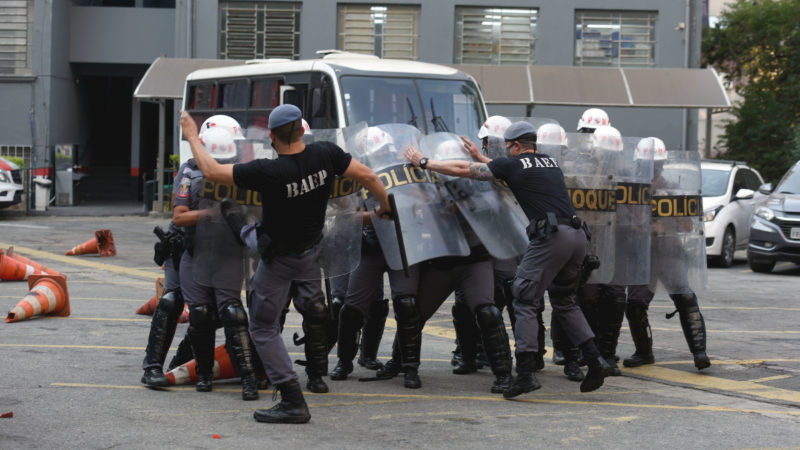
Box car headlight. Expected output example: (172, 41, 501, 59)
(755, 206, 775, 221)
(703, 205, 723, 222)
(0, 169, 12, 184)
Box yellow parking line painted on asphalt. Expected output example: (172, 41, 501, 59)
(748, 375, 793, 383)
(0, 242, 159, 280)
(49, 382, 800, 416)
(0, 295, 143, 303)
(625, 365, 800, 404)
(2, 343, 148, 350)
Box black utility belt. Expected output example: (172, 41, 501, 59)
(527, 213, 582, 241)
(272, 233, 323, 256)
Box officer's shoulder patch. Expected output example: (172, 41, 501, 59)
(177, 177, 191, 198)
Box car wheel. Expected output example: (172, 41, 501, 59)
(719, 227, 736, 268)
(748, 257, 775, 273)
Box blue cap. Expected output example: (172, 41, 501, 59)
(268, 104, 302, 129)
(504, 121, 537, 141)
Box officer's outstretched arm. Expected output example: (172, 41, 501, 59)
(172, 205, 207, 227)
(180, 111, 235, 185)
(404, 147, 495, 181)
(343, 159, 391, 217)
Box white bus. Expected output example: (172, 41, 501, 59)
(181, 51, 488, 161)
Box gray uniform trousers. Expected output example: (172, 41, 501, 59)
(248, 246, 325, 386)
(344, 248, 419, 318)
(179, 251, 242, 312)
(163, 255, 180, 292)
(511, 224, 594, 353)
(419, 259, 494, 322)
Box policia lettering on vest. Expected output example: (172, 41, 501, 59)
(404, 121, 614, 398)
(180, 105, 391, 425)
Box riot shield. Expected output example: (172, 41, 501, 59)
(610, 137, 653, 285)
(303, 125, 365, 280)
(561, 132, 621, 284)
(353, 123, 470, 270)
(649, 150, 707, 294)
(486, 117, 560, 160)
(420, 132, 529, 259)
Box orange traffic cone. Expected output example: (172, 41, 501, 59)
(6, 274, 70, 323)
(136, 278, 164, 315)
(65, 229, 116, 257)
(165, 344, 236, 385)
(0, 253, 40, 281)
(5, 247, 61, 276)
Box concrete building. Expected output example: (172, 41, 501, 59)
(0, 0, 714, 208)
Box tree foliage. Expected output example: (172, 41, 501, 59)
(702, 0, 800, 182)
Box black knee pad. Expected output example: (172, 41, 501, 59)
(156, 289, 184, 317)
(670, 293, 699, 311)
(369, 298, 389, 319)
(393, 296, 419, 321)
(188, 304, 216, 332)
(339, 303, 364, 325)
(304, 298, 328, 324)
(220, 303, 248, 328)
(451, 300, 472, 323)
(475, 303, 503, 328)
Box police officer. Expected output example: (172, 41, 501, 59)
(180, 104, 391, 424)
(405, 121, 612, 396)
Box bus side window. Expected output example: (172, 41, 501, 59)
(311, 76, 337, 129)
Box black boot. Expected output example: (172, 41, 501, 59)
(375, 339, 404, 378)
(671, 293, 711, 370)
(220, 197, 247, 245)
(221, 304, 259, 401)
(551, 318, 566, 365)
(358, 299, 388, 370)
(563, 348, 584, 382)
(476, 305, 514, 394)
(253, 380, 311, 424)
(623, 303, 655, 368)
(503, 352, 541, 399)
(597, 286, 626, 376)
(393, 296, 422, 388)
(579, 340, 612, 393)
(167, 332, 194, 371)
(188, 305, 217, 392)
(142, 290, 184, 387)
(302, 300, 330, 393)
(330, 305, 363, 381)
(326, 296, 343, 353)
(534, 307, 546, 371)
(452, 301, 478, 375)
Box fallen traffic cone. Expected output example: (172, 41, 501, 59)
(165, 344, 236, 385)
(6, 274, 70, 323)
(5, 247, 61, 276)
(65, 229, 116, 257)
(0, 253, 39, 281)
(136, 278, 164, 315)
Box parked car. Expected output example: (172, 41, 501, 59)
(0, 156, 24, 209)
(747, 160, 800, 273)
(701, 160, 765, 267)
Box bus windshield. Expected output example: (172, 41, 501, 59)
(339, 75, 484, 137)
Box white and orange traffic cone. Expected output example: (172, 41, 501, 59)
(5, 247, 61, 276)
(6, 274, 70, 323)
(165, 344, 236, 385)
(65, 229, 116, 257)
(0, 253, 40, 281)
(136, 277, 189, 322)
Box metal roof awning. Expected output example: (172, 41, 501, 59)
(133, 57, 244, 100)
(450, 64, 731, 109)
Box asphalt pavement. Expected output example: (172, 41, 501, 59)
(0, 211, 798, 449)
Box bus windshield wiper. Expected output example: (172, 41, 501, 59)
(406, 98, 418, 128)
(430, 98, 449, 132)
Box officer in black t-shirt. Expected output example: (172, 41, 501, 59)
(405, 121, 612, 397)
(180, 105, 391, 424)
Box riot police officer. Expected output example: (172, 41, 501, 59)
(406, 121, 613, 397)
(180, 105, 391, 424)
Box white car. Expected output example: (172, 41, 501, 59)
(701, 160, 765, 267)
(0, 156, 24, 209)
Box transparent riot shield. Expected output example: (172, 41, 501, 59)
(353, 123, 470, 270)
(562, 132, 621, 284)
(304, 125, 365, 279)
(420, 132, 529, 259)
(649, 150, 707, 294)
(610, 137, 653, 285)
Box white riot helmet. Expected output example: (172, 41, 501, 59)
(199, 115, 245, 140)
(436, 138, 466, 161)
(361, 126, 394, 155)
(591, 125, 623, 152)
(635, 137, 667, 161)
(200, 127, 238, 160)
(301, 119, 312, 135)
(536, 123, 568, 146)
(477, 115, 512, 139)
(577, 108, 610, 132)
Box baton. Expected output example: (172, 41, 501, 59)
(387, 193, 409, 277)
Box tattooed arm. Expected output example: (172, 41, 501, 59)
(404, 147, 495, 181)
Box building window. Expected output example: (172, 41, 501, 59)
(454, 7, 537, 65)
(574, 10, 656, 67)
(337, 4, 419, 60)
(0, 0, 33, 76)
(219, 1, 301, 60)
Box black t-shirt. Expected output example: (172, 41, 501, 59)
(233, 141, 352, 245)
(487, 152, 575, 222)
